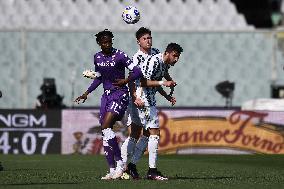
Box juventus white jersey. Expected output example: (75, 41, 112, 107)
(131, 48, 160, 106)
(138, 53, 170, 106)
(132, 48, 160, 67)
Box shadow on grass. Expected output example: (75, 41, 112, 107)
(170, 175, 235, 180)
(1, 182, 79, 186)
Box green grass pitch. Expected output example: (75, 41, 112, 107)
(0, 155, 284, 189)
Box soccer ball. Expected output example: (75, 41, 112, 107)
(122, 6, 140, 24)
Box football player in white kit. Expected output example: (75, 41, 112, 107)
(138, 42, 182, 180)
(120, 27, 178, 180)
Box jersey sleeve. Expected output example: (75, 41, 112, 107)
(152, 48, 160, 55)
(120, 52, 136, 71)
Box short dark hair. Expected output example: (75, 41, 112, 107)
(95, 29, 114, 44)
(165, 43, 183, 54)
(136, 27, 151, 40)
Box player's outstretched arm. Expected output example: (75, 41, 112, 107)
(140, 78, 176, 88)
(74, 91, 89, 104)
(113, 66, 143, 87)
(75, 76, 102, 104)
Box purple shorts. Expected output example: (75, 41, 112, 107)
(99, 89, 129, 125)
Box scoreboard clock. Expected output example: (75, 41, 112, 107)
(0, 110, 61, 154)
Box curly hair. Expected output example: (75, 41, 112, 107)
(95, 29, 114, 44)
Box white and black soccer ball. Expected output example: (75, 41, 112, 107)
(122, 6, 140, 24)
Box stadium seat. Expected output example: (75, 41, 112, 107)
(0, 0, 252, 31)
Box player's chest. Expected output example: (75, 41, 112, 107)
(152, 63, 167, 79)
(96, 57, 122, 71)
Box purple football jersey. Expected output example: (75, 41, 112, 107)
(94, 48, 133, 90)
(87, 48, 139, 124)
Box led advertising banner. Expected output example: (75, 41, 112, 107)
(0, 110, 61, 154)
(2, 109, 283, 155)
(157, 109, 284, 154)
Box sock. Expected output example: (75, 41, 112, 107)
(110, 167, 115, 174)
(148, 135, 159, 169)
(131, 135, 149, 165)
(121, 137, 138, 165)
(103, 145, 115, 169)
(102, 128, 122, 168)
(121, 137, 129, 164)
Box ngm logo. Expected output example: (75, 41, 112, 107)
(0, 114, 46, 127)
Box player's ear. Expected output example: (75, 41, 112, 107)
(137, 40, 140, 45)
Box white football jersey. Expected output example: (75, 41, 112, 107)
(132, 48, 160, 67)
(131, 48, 160, 106)
(138, 53, 170, 106)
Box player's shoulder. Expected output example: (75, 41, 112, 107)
(94, 51, 102, 59)
(149, 52, 162, 62)
(151, 48, 160, 55)
(132, 50, 140, 59)
(115, 48, 127, 56)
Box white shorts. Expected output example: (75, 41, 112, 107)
(127, 101, 159, 130)
(138, 106, 159, 130)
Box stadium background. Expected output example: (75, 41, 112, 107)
(1, 0, 284, 108)
(0, 0, 284, 189)
(0, 0, 284, 188)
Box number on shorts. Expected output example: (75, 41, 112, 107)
(110, 102, 119, 114)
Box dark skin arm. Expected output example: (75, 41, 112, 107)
(128, 80, 144, 107)
(74, 91, 90, 104)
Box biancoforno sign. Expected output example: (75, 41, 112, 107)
(158, 110, 284, 154)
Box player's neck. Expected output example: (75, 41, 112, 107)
(102, 48, 113, 57)
(140, 47, 151, 55)
(162, 53, 167, 63)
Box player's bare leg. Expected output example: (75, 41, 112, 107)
(147, 128, 168, 180)
(101, 112, 124, 180)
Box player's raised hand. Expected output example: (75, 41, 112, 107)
(113, 79, 128, 87)
(163, 81, 177, 87)
(74, 93, 88, 104)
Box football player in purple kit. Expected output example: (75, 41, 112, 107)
(74, 29, 143, 180)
